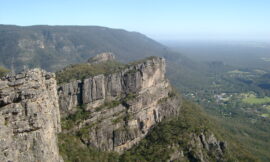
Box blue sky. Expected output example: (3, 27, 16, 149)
(0, 0, 269, 40)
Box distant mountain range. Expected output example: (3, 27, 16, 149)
(0, 25, 169, 70)
(0, 25, 209, 89)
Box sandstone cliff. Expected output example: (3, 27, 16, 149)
(0, 55, 231, 162)
(0, 69, 62, 162)
(58, 56, 168, 114)
(58, 56, 181, 152)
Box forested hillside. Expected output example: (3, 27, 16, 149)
(0, 25, 209, 89)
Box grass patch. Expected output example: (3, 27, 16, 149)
(261, 113, 270, 118)
(242, 96, 270, 104)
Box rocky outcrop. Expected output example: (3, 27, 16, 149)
(0, 69, 62, 162)
(169, 132, 227, 162)
(58, 56, 181, 152)
(87, 52, 116, 64)
(58, 56, 168, 115)
(79, 83, 180, 153)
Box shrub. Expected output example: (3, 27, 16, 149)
(0, 66, 9, 77)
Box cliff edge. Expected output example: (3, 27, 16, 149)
(0, 69, 62, 162)
(58, 56, 180, 152)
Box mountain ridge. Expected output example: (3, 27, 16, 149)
(0, 24, 209, 90)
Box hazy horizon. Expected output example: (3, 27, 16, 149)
(1, 0, 270, 41)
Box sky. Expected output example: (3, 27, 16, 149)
(0, 0, 270, 41)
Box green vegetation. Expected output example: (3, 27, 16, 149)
(121, 100, 256, 162)
(61, 105, 91, 130)
(0, 66, 9, 77)
(56, 56, 162, 84)
(242, 96, 270, 104)
(56, 61, 125, 84)
(0, 25, 179, 72)
(127, 56, 157, 66)
(62, 99, 123, 130)
(111, 115, 125, 124)
(121, 93, 137, 103)
(261, 113, 269, 118)
(181, 65, 270, 161)
(95, 100, 121, 111)
(58, 134, 119, 162)
(59, 99, 256, 162)
(213, 114, 270, 161)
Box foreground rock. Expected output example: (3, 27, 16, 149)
(0, 69, 62, 162)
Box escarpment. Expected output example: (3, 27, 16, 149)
(0, 54, 231, 162)
(0, 69, 62, 162)
(58, 56, 181, 152)
(58, 56, 168, 114)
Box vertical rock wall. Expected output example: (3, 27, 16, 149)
(58, 57, 181, 152)
(58, 57, 167, 114)
(0, 69, 62, 162)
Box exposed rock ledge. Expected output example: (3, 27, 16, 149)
(0, 69, 62, 162)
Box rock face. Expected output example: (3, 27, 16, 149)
(0, 55, 229, 162)
(87, 52, 116, 64)
(0, 69, 62, 162)
(58, 56, 168, 115)
(169, 132, 227, 162)
(58, 57, 181, 152)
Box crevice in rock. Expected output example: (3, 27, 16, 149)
(78, 81, 84, 105)
(13, 127, 41, 134)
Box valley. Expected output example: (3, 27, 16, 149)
(165, 41, 270, 161)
